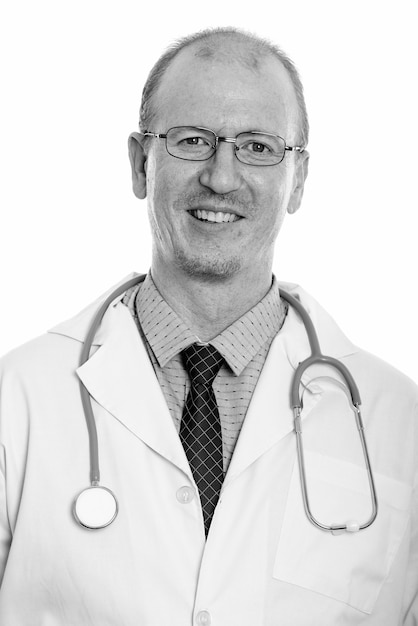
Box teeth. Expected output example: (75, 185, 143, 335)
(191, 209, 239, 223)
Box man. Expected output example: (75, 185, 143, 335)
(0, 27, 417, 625)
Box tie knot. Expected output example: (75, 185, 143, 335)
(183, 343, 224, 387)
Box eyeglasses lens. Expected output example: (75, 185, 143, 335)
(235, 133, 285, 165)
(166, 127, 216, 161)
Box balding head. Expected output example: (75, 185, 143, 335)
(192, 31, 273, 71)
(139, 27, 309, 147)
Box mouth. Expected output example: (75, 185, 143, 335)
(188, 209, 242, 223)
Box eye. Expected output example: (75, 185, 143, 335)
(248, 141, 271, 153)
(183, 136, 207, 146)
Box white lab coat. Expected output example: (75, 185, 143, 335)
(0, 274, 417, 626)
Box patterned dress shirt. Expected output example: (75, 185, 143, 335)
(122, 273, 288, 474)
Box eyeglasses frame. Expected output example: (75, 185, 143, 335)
(140, 126, 305, 166)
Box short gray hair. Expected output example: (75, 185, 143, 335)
(139, 27, 309, 147)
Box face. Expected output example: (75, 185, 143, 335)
(130, 45, 308, 282)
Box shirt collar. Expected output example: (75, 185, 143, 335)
(211, 278, 287, 375)
(127, 273, 287, 375)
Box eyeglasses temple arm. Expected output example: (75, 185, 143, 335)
(140, 132, 168, 139)
(285, 146, 305, 153)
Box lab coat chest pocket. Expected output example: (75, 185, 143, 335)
(273, 451, 411, 614)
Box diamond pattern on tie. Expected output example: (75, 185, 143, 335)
(180, 343, 224, 537)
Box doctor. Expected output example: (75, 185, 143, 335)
(0, 27, 417, 625)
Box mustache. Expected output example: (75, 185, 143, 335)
(174, 191, 251, 213)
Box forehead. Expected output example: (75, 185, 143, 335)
(153, 42, 299, 136)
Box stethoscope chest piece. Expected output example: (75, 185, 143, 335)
(73, 485, 118, 530)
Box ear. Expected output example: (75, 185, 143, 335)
(128, 132, 147, 199)
(287, 151, 309, 215)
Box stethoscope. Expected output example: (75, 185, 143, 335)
(73, 275, 378, 533)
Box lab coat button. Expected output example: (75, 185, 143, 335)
(196, 610, 211, 625)
(176, 486, 195, 504)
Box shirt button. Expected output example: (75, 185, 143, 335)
(196, 610, 211, 625)
(176, 486, 196, 504)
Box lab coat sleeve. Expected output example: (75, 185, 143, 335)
(402, 400, 418, 625)
(0, 355, 22, 586)
(0, 442, 11, 586)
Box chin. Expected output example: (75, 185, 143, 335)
(175, 250, 241, 282)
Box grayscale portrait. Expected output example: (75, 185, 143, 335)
(0, 4, 417, 625)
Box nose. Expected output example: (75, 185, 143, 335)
(199, 141, 242, 195)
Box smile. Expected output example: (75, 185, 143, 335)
(189, 209, 241, 223)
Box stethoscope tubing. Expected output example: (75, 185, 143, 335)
(280, 289, 378, 533)
(79, 274, 146, 484)
(76, 276, 378, 533)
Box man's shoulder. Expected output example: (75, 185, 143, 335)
(0, 329, 80, 383)
(279, 280, 418, 403)
(48, 272, 145, 343)
(0, 272, 145, 377)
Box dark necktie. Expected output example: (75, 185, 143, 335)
(180, 343, 224, 537)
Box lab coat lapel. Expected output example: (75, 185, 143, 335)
(223, 305, 322, 488)
(75, 301, 192, 478)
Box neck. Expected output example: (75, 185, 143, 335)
(150, 260, 273, 342)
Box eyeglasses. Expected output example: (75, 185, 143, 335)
(141, 126, 305, 167)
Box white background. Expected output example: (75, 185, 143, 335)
(1, 0, 417, 381)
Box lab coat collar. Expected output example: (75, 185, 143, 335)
(49, 273, 194, 477)
(47, 274, 358, 481)
(277, 280, 358, 369)
(48, 274, 356, 364)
